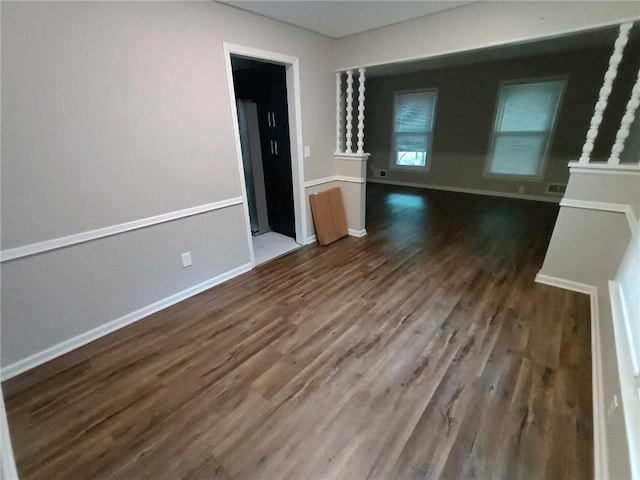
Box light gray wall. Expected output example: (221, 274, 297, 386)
(365, 47, 617, 198)
(564, 172, 640, 217)
(1, 1, 335, 368)
(1, 1, 335, 249)
(1, 207, 250, 366)
(335, 1, 640, 71)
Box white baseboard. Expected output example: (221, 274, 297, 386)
(535, 272, 606, 480)
(0, 262, 253, 381)
(348, 228, 367, 238)
(368, 178, 561, 203)
(534, 273, 596, 295)
(305, 229, 365, 245)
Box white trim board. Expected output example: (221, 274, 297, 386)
(304, 229, 366, 245)
(609, 280, 640, 480)
(0, 263, 253, 381)
(304, 176, 335, 188)
(304, 175, 365, 188)
(348, 228, 367, 238)
(535, 273, 607, 480)
(368, 178, 560, 203)
(560, 198, 638, 234)
(0, 198, 244, 263)
(333, 153, 370, 161)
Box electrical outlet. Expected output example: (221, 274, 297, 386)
(304, 146, 311, 158)
(181, 252, 192, 268)
(518, 185, 525, 194)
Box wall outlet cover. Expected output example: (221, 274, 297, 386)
(181, 252, 192, 268)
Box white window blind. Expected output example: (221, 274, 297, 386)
(392, 90, 437, 168)
(487, 79, 565, 177)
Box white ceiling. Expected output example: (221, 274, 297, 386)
(220, 1, 477, 38)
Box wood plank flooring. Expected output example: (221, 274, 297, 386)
(3, 184, 593, 480)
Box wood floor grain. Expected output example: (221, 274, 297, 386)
(3, 183, 593, 480)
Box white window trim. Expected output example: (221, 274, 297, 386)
(389, 88, 438, 172)
(483, 75, 568, 182)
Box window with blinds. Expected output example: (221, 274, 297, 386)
(391, 90, 437, 169)
(486, 79, 565, 178)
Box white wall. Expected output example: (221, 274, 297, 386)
(335, 1, 640, 70)
(1, 1, 335, 372)
(611, 228, 640, 480)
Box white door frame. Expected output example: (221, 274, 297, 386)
(223, 43, 307, 267)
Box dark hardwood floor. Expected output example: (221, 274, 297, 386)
(3, 183, 593, 480)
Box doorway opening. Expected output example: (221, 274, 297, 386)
(225, 45, 306, 266)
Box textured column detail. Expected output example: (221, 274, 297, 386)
(357, 68, 366, 155)
(579, 22, 632, 164)
(336, 71, 343, 153)
(609, 67, 640, 164)
(345, 70, 354, 154)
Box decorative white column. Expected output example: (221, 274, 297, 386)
(345, 70, 354, 154)
(357, 68, 366, 154)
(336, 72, 343, 154)
(609, 67, 640, 165)
(333, 70, 369, 242)
(579, 22, 632, 164)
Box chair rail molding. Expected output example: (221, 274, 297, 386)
(0, 197, 244, 263)
(559, 198, 638, 233)
(304, 175, 365, 188)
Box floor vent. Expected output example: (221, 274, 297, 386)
(373, 169, 387, 178)
(547, 183, 567, 195)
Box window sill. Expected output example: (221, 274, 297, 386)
(389, 164, 431, 173)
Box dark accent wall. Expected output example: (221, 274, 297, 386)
(364, 42, 640, 198)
